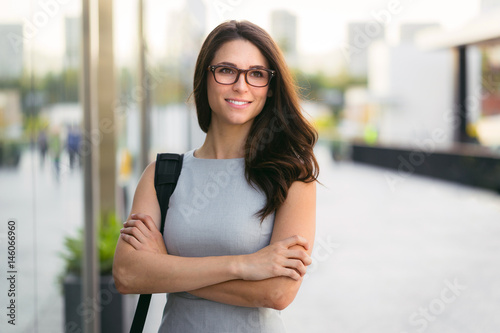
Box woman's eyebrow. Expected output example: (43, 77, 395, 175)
(249, 65, 267, 69)
(216, 61, 237, 67)
(215, 62, 268, 69)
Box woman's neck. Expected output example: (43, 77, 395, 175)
(196, 122, 252, 159)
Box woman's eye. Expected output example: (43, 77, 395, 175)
(219, 67, 235, 74)
(250, 70, 264, 78)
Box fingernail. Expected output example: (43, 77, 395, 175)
(131, 213, 137, 218)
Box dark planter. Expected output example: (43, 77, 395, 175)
(351, 143, 500, 193)
(63, 274, 123, 333)
(0, 141, 21, 167)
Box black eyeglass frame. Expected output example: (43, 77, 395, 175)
(207, 65, 276, 87)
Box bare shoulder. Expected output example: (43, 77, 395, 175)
(277, 180, 316, 215)
(129, 161, 161, 228)
(271, 180, 317, 251)
(134, 161, 156, 197)
(142, 160, 156, 180)
(285, 180, 316, 203)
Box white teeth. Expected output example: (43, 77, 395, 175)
(227, 99, 249, 106)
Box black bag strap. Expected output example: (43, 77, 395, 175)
(129, 294, 151, 333)
(129, 153, 183, 333)
(154, 153, 184, 234)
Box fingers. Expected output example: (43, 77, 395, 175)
(123, 219, 149, 237)
(130, 213, 158, 232)
(269, 247, 310, 280)
(286, 249, 312, 266)
(121, 213, 167, 255)
(279, 262, 303, 281)
(120, 232, 143, 250)
(284, 258, 308, 276)
(278, 244, 311, 280)
(120, 223, 147, 244)
(281, 235, 309, 251)
(123, 213, 160, 238)
(120, 225, 165, 254)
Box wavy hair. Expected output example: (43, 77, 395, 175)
(193, 20, 319, 221)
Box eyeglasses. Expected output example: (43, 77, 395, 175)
(207, 65, 276, 88)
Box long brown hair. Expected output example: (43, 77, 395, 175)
(193, 20, 319, 221)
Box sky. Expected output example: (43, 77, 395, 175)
(144, 0, 482, 55)
(0, 0, 483, 73)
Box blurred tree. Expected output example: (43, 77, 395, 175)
(41, 69, 79, 104)
(152, 65, 187, 105)
(292, 68, 366, 100)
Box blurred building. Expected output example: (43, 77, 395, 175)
(367, 23, 454, 147)
(416, 7, 500, 147)
(0, 90, 22, 139)
(345, 22, 386, 78)
(166, 0, 206, 60)
(481, 0, 500, 12)
(166, 0, 206, 79)
(0, 24, 24, 79)
(349, 12, 500, 193)
(64, 17, 81, 69)
(398, 23, 440, 44)
(152, 0, 207, 154)
(270, 10, 298, 66)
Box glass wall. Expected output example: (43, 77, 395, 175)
(145, 0, 206, 157)
(114, 0, 140, 221)
(0, 1, 84, 332)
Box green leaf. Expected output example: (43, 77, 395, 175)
(59, 212, 122, 277)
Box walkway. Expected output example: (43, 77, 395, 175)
(282, 145, 500, 333)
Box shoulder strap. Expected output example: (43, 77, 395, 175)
(129, 153, 183, 333)
(129, 294, 151, 333)
(154, 153, 184, 233)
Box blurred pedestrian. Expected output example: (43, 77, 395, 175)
(37, 128, 48, 167)
(49, 127, 62, 181)
(66, 125, 81, 169)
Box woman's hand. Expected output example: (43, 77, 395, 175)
(237, 235, 312, 281)
(120, 213, 167, 254)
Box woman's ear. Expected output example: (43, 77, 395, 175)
(267, 89, 273, 98)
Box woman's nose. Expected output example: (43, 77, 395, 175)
(232, 72, 249, 91)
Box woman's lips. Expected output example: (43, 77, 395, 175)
(226, 99, 252, 108)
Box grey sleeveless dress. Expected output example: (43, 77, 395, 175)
(159, 149, 287, 333)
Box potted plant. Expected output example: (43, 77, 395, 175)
(60, 213, 124, 333)
(0, 139, 22, 167)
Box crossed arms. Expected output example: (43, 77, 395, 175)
(112, 161, 316, 310)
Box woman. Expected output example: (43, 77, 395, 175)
(113, 20, 319, 332)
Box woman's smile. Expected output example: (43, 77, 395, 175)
(225, 98, 252, 108)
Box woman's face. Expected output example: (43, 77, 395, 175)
(207, 39, 272, 131)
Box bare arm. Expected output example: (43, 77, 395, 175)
(188, 181, 317, 310)
(112, 162, 310, 295)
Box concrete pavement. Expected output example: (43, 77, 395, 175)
(282, 145, 500, 333)
(0, 148, 83, 333)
